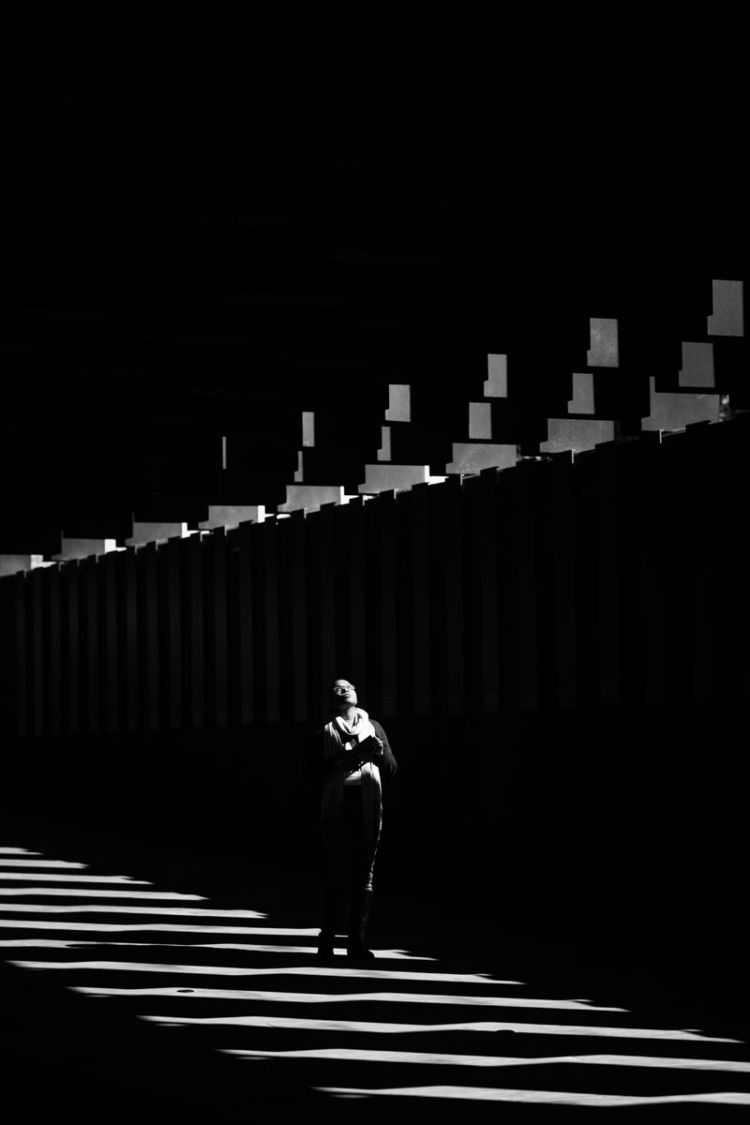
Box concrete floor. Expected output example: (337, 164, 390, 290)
(2, 813, 749, 1122)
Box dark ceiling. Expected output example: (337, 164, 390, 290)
(0, 8, 747, 551)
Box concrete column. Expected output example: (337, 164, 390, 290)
(46, 563, 63, 736)
(101, 552, 119, 735)
(548, 457, 577, 709)
(316, 503, 337, 700)
(343, 498, 367, 700)
(164, 537, 183, 730)
(408, 484, 430, 718)
(286, 509, 309, 725)
(141, 543, 160, 732)
(636, 436, 667, 705)
(62, 561, 81, 735)
(375, 490, 397, 719)
(122, 547, 139, 733)
(185, 534, 205, 729)
(81, 556, 100, 735)
(477, 468, 500, 713)
(208, 528, 229, 727)
(513, 463, 539, 711)
(441, 475, 464, 715)
(14, 573, 28, 737)
(593, 446, 621, 706)
(235, 523, 255, 727)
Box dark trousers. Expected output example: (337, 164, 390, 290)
(319, 785, 380, 942)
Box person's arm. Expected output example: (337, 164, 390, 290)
(319, 732, 377, 780)
(372, 722, 398, 776)
(340, 735, 381, 775)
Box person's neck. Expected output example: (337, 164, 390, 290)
(337, 705, 359, 724)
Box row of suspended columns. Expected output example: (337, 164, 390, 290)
(2, 413, 749, 738)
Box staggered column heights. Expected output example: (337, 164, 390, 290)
(2, 405, 750, 736)
(0, 278, 747, 733)
(1, 278, 744, 575)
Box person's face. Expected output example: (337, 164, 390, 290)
(332, 679, 357, 707)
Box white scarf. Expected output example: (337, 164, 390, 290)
(334, 707, 375, 748)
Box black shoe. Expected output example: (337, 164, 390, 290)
(346, 937, 375, 962)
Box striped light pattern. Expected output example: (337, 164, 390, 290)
(3, 844, 748, 1109)
(227, 1047, 750, 1074)
(318, 1087, 750, 1106)
(67, 984, 625, 1012)
(141, 1014, 740, 1042)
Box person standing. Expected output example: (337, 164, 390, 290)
(315, 678, 398, 961)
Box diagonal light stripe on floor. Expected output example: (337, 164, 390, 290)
(0, 874, 153, 884)
(67, 984, 625, 1011)
(0, 905, 268, 918)
(317, 1086, 750, 1106)
(0, 859, 88, 868)
(0, 943, 487, 977)
(226, 1046, 750, 1073)
(0, 889, 206, 900)
(141, 1013, 742, 1042)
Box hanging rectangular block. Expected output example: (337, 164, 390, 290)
(385, 384, 411, 422)
(468, 401, 492, 440)
(199, 506, 264, 530)
(0, 556, 34, 577)
(678, 342, 715, 388)
(359, 464, 430, 493)
(540, 418, 615, 454)
(568, 372, 595, 415)
(446, 443, 518, 475)
(587, 318, 619, 367)
(127, 521, 190, 546)
(279, 484, 346, 513)
(484, 354, 508, 398)
(377, 425, 391, 462)
(294, 450, 304, 483)
(642, 378, 720, 431)
(302, 411, 315, 447)
(707, 279, 744, 337)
